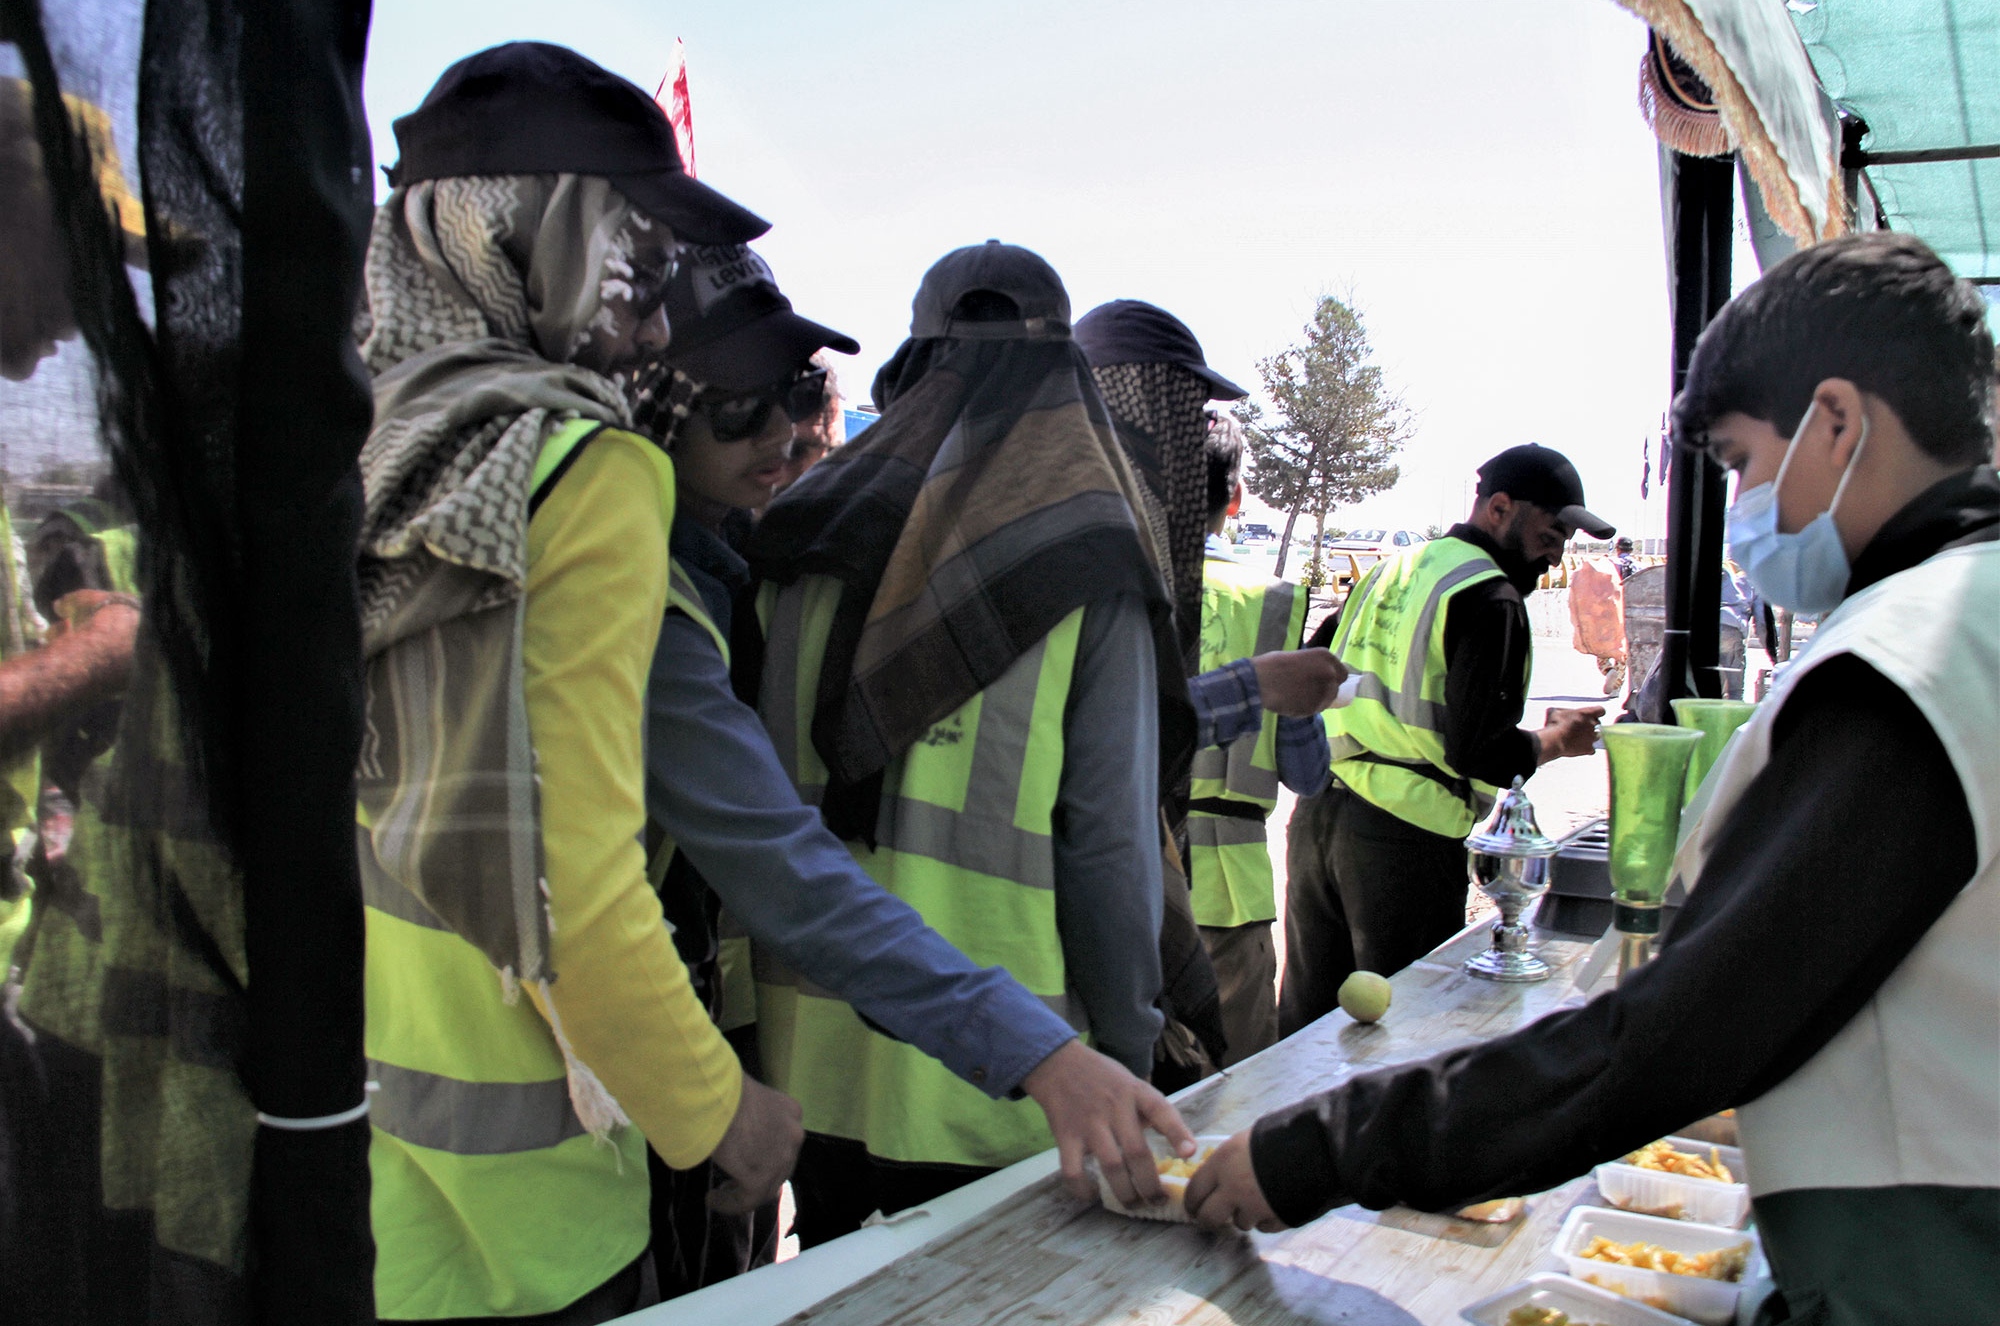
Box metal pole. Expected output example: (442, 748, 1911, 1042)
(1661, 150, 1734, 707)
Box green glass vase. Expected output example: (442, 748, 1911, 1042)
(1670, 698, 1759, 804)
(1603, 723, 1704, 977)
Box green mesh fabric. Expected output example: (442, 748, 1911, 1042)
(1793, 0, 1999, 291)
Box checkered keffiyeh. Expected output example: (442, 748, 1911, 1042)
(352, 173, 637, 990)
(1091, 362, 1213, 677)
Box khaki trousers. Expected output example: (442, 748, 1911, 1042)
(1198, 920, 1278, 1066)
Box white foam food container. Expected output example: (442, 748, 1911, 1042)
(1554, 1205, 1757, 1326)
(1092, 1133, 1231, 1223)
(1595, 1136, 1750, 1228)
(1460, 1271, 1693, 1326)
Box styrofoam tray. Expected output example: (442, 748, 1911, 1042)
(1460, 1271, 1695, 1326)
(1596, 1137, 1749, 1228)
(1091, 1133, 1229, 1223)
(1554, 1206, 1756, 1326)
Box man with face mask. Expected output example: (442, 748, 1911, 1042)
(1280, 444, 1610, 1032)
(1187, 233, 1998, 1323)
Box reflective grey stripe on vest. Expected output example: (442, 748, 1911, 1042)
(1194, 747, 1278, 802)
(876, 633, 1054, 888)
(1186, 814, 1270, 849)
(1254, 580, 1299, 654)
(761, 585, 809, 790)
(369, 1058, 585, 1155)
(753, 948, 1089, 1031)
(1340, 556, 1499, 735)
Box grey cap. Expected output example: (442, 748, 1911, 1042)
(909, 240, 1071, 341)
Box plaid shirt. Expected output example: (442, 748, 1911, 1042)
(1188, 657, 1331, 797)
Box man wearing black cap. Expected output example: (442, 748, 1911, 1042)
(748, 241, 1199, 1242)
(353, 44, 794, 1323)
(1075, 300, 1343, 1070)
(1280, 444, 1610, 1033)
(627, 243, 1192, 1293)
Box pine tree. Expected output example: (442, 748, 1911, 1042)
(1237, 296, 1411, 581)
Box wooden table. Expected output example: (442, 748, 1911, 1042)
(756, 921, 1608, 1326)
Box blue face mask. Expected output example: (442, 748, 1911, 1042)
(1724, 401, 1870, 616)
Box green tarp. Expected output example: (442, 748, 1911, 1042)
(1793, 0, 1998, 286)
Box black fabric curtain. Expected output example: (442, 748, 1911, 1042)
(1661, 148, 1734, 707)
(0, 0, 375, 1320)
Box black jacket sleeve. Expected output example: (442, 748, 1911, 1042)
(1249, 655, 1977, 1225)
(1439, 585, 1539, 787)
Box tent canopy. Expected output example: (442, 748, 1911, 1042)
(1794, 0, 1999, 286)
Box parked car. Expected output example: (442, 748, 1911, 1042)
(1236, 522, 1277, 544)
(1324, 527, 1429, 555)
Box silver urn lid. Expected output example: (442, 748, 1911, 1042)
(1466, 777, 1558, 860)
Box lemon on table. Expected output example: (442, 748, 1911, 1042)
(1337, 971, 1391, 1023)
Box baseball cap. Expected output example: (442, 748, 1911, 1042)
(1073, 300, 1248, 401)
(1475, 444, 1616, 539)
(909, 240, 1071, 340)
(658, 243, 857, 391)
(388, 42, 768, 245)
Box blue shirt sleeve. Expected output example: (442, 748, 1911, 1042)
(1192, 655, 1329, 795)
(1188, 656, 1262, 750)
(645, 610, 1075, 1098)
(1275, 713, 1332, 796)
(1053, 594, 1166, 1075)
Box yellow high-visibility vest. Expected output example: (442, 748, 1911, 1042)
(645, 559, 755, 1034)
(754, 575, 1085, 1169)
(362, 419, 666, 1319)
(1188, 554, 1304, 928)
(1322, 537, 1526, 839)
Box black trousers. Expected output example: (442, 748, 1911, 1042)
(646, 1149, 780, 1302)
(791, 1134, 993, 1250)
(1279, 781, 1469, 1036)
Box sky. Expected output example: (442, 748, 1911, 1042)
(362, 0, 1758, 543)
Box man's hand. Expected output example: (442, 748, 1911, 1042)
(1249, 649, 1350, 717)
(1021, 1038, 1195, 1206)
(47, 589, 140, 643)
(0, 590, 141, 765)
(1536, 705, 1604, 764)
(706, 1076, 803, 1216)
(1184, 1129, 1285, 1232)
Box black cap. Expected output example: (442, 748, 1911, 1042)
(1073, 299, 1248, 401)
(1475, 444, 1615, 538)
(910, 240, 1071, 340)
(658, 243, 857, 391)
(389, 42, 769, 245)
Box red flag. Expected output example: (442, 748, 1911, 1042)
(654, 38, 696, 178)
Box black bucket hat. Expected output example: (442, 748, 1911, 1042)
(388, 42, 768, 245)
(1074, 299, 1248, 401)
(659, 243, 857, 391)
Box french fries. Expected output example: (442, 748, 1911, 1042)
(1623, 1139, 1736, 1183)
(1577, 1235, 1750, 1282)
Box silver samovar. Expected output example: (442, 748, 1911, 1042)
(1464, 777, 1558, 982)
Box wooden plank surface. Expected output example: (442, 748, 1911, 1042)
(781, 922, 1604, 1326)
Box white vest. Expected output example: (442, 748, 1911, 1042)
(1673, 542, 2000, 1199)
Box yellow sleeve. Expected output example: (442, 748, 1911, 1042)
(520, 429, 743, 1168)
